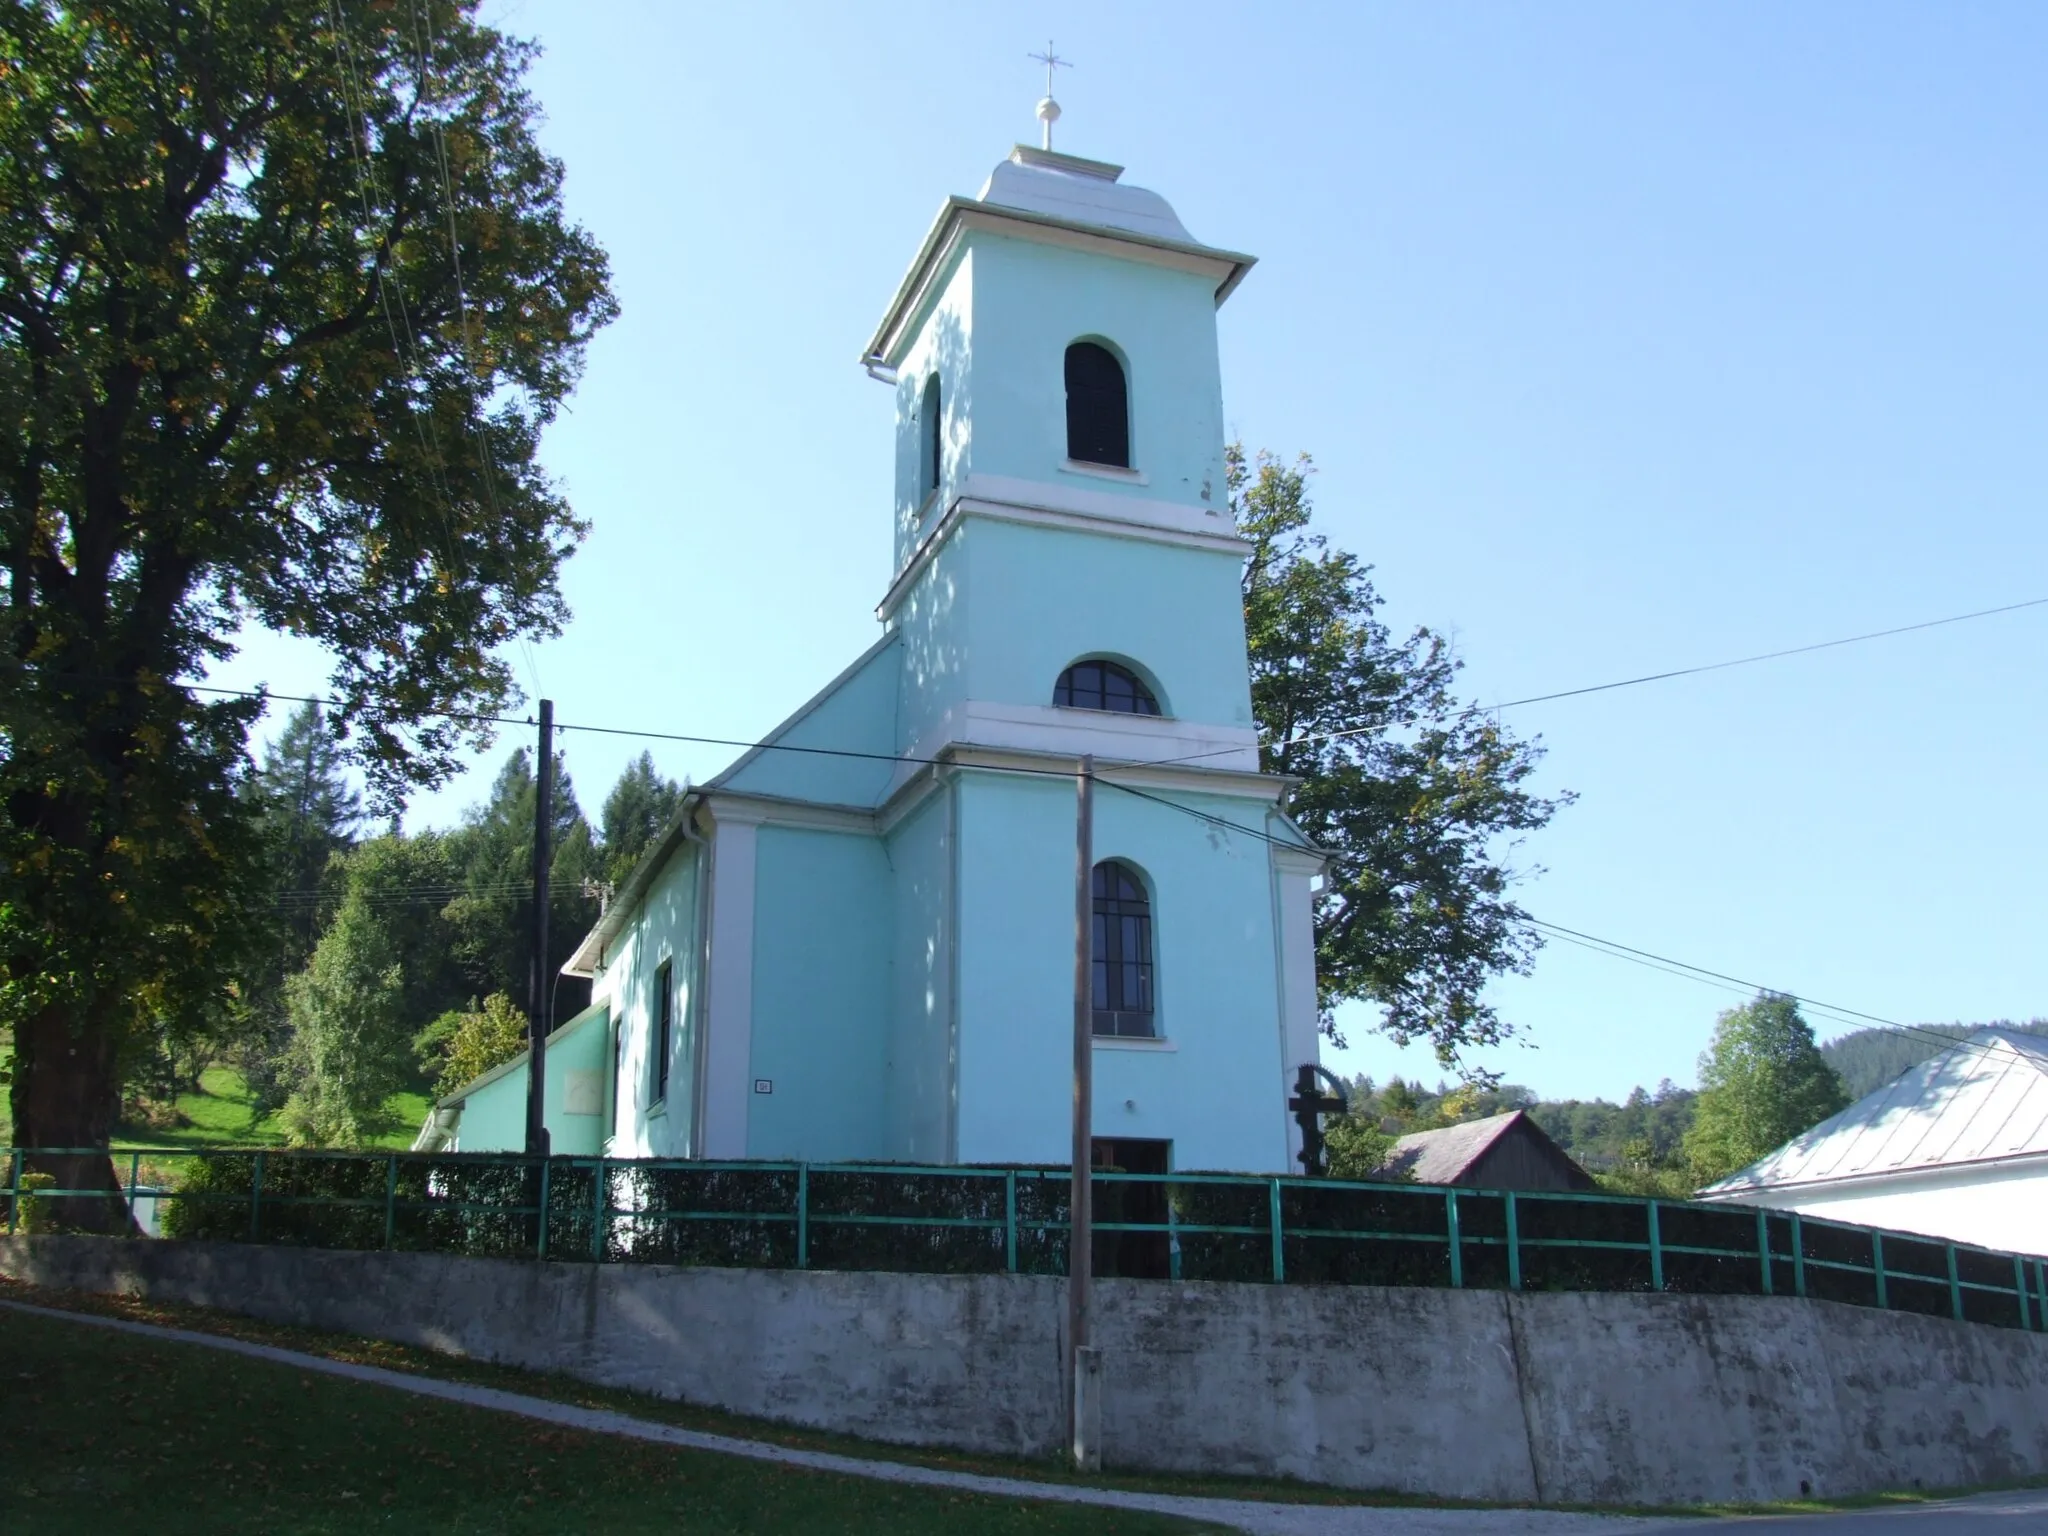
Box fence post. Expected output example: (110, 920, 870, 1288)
(1790, 1213, 1807, 1298)
(126, 1151, 141, 1232)
(249, 1151, 265, 1243)
(796, 1163, 809, 1270)
(1647, 1201, 1664, 1292)
(383, 1155, 398, 1250)
(1167, 1176, 1181, 1283)
(591, 1158, 607, 1263)
(2016, 1256, 2032, 1333)
(6, 1149, 19, 1236)
(1268, 1178, 1285, 1285)
(1871, 1231, 1888, 1310)
(536, 1157, 552, 1261)
(1505, 1192, 1522, 1291)
(1756, 1208, 1773, 1296)
(1446, 1190, 1463, 1289)
(1946, 1244, 1963, 1323)
(1005, 1170, 1018, 1275)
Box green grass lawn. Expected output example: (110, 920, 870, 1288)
(0, 1303, 1220, 1536)
(106, 1065, 429, 1152)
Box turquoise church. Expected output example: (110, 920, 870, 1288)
(429, 143, 1327, 1176)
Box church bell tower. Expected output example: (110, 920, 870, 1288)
(862, 142, 1263, 772)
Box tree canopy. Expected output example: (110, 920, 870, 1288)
(1682, 992, 1849, 1182)
(1236, 447, 1569, 1078)
(0, 0, 615, 1212)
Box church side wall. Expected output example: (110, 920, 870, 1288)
(884, 790, 955, 1163)
(711, 636, 903, 809)
(744, 825, 893, 1161)
(451, 1063, 526, 1152)
(954, 771, 1290, 1173)
(598, 844, 701, 1160)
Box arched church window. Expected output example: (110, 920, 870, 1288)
(1055, 659, 1160, 716)
(1093, 861, 1156, 1038)
(1065, 341, 1129, 468)
(919, 373, 942, 501)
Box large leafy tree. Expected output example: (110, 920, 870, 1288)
(1682, 992, 1849, 1182)
(0, 1, 615, 1220)
(1237, 447, 1569, 1078)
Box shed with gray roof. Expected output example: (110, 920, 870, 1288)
(1377, 1109, 1596, 1191)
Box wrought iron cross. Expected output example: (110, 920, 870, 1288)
(1027, 41, 1072, 150)
(1289, 1063, 1351, 1177)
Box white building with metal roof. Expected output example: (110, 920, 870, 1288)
(1697, 1028, 2048, 1256)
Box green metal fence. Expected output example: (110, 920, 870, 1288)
(6, 1146, 2044, 1332)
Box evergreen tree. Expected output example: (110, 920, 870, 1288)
(600, 752, 684, 888)
(443, 748, 601, 1020)
(1683, 993, 1849, 1182)
(281, 835, 464, 1145)
(233, 704, 364, 1109)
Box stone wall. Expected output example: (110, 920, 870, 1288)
(6, 1235, 2045, 1507)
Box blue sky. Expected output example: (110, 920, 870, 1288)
(216, 2, 2048, 1102)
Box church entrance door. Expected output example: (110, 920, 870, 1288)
(1091, 1137, 1171, 1279)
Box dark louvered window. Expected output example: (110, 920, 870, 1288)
(920, 373, 942, 500)
(1054, 659, 1159, 716)
(1092, 862, 1156, 1038)
(1065, 341, 1129, 467)
(652, 958, 673, 1104)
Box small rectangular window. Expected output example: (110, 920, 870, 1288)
(652, 959, 673, 1104)
(612, 1022, 625, 1135)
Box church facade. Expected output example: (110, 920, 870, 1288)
(436, 144, 1325, 1175)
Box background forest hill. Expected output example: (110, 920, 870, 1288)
(0, 701, 685, 1152)
(1, 699, 2038, 1156)
(1348, 1015, 2048, 1198)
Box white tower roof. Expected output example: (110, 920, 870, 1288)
(978, 146, 1197, 245)
(862, 147, 1254, 375)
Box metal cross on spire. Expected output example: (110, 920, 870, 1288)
(1027, 41, 1072, 150)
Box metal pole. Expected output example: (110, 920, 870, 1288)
(525, 700, 555, 1160)
(1068, 752, 1098, 1472)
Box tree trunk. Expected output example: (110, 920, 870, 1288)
(11, 1001, 137, 1236)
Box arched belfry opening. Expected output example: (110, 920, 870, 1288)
(919, 373, 942, 501)
(1054, 659, 1160, 716)
(1092, 860, 1156, 1038)
(1064, 341, 1129, 468)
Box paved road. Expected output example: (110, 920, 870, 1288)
(4, 1298, 2040, 1535)
(1682, 1491, 2048, 1534)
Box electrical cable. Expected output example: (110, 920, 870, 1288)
(1144, 593, 2048, 767)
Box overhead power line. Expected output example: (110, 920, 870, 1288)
(1527, 918, 2035, 1069)
(1486, 595, 2048, 712)
(1152, 593, 2048, 766)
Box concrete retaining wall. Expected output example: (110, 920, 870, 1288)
(6, 1235, 2046, 1506)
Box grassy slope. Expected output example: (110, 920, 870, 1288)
(106, 1065, 428, 1152)
(1, 1303, 1216, 1536)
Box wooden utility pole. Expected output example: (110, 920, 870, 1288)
(1069, 752, 1100, 1470)
(524, 699, 555, 1159)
